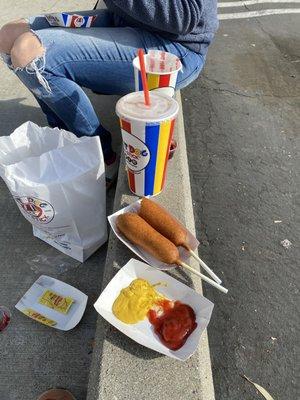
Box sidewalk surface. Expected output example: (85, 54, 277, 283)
(87, 94, 215, 400)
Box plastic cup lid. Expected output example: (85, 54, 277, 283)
(116, 91, 179, 123)
(133, 50, 182, 75)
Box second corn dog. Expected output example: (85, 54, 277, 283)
(139, 197, 189, 249)
(138, 198, 222, 285)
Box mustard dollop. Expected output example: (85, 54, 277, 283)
(112, 278, 164, 324)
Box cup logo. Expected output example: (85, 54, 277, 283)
(14, 196, 54, 224)
(121, 131, 150, 172)
(74, 16, 84, 27)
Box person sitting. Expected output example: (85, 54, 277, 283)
(0, 1, 218, 183)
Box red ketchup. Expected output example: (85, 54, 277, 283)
(148, 300, 197, 350)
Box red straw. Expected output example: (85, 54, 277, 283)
(138, 49, 150, 106)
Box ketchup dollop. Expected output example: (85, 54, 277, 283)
(148, 300, 197, 350)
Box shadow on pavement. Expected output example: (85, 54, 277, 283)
(0, 98, 46, 136)
(0, 94, 118, 400)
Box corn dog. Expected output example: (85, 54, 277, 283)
(116, 213, 180, 265)
(139, 198, 189, 250)
(138, 198, 223, 285)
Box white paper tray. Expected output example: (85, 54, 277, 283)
(15, 275, 88, 331)
(94, 259, 214, 361)
(108, 198, 199, 270)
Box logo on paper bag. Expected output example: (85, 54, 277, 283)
(14, 197, 54, 224)
(122, 131, 150, 172)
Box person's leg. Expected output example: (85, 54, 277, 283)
(0, 10, 115, 136)
(0, 19, 29, 54)
(2, 20, 204, 158)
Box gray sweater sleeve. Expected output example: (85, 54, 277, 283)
(104, 0, 203, 35)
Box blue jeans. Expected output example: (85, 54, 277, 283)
(2, 9, 204, 159)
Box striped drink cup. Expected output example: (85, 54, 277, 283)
(133, 50, 182, 98)
(116, 91, 179, 196)
(44, 13, 97, 28)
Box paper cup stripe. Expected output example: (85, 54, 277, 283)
(120, 119, 137, 193)
(128, 170, 136, 193)
(120, 119, 131, 133)
(138, 73, 143, 91)
(153, 120, 172, 193)
(62, 13, 70, 26)
(147, 74, 160, 91)
(144, 124, 160, 195)
(159, 74, 171, 88)
(161, 118, 175, 190)
(87, 15, 97, 27)
(130, 120, 146, 195)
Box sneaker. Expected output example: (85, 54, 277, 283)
(105, 151, 119, 189)
(37, 388, 76, 400)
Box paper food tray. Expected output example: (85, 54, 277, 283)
(94, 258, 214, 361)
(15, 275, 88, 331)
(108, 197, 199, 270)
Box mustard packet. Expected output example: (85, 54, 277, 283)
(23, 308, 57, 326)
(39, 290, 74, 314)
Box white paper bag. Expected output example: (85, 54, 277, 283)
(0, 121, 107, 262)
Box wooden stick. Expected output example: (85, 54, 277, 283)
(188, 249, 222, 284)
(178, 261, 228, 294)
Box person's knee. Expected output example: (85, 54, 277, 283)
(11, 31, 44, 68)
(0, 19, 29, 54)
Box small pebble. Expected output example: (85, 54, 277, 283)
(281, 239, 292, 249)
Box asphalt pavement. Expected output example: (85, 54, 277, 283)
(183, 11, 299, 400)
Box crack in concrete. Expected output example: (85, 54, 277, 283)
(211, 87, 256, 98)
(202, 76, 300, 99)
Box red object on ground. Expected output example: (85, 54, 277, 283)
(168, 139, 177, 160)
(138, 49, 151, 106)
(148, 300, 197, 350)
(0, 307, 11, 332)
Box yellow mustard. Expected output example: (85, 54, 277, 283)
(112, 278, 164, 324)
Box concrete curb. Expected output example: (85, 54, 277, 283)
(87, 93, 215, 400)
